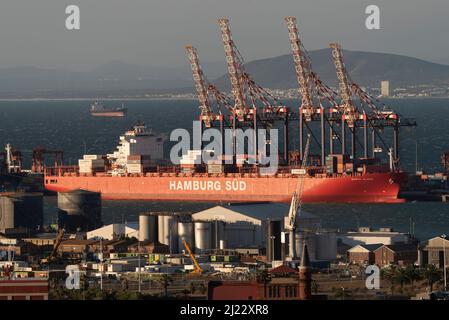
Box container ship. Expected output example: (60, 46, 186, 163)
(45, 18, 415, 203)
(44, 123, 407, 203)
(90, 101, 127, 117)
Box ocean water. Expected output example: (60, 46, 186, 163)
(0, 98, 448, 239)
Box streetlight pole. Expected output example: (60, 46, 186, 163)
(138, 241, 141, 294)
(100, 237, 103, 291)
(270, 236, 275, 262)
(442, 234, 447, 291)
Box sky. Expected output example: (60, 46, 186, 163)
(0, 0, 449, 70)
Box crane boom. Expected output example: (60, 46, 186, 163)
(185, 45, 215, 128)
(330, 43, 358, 127)
(284, 17, 314, 120)
(218, 18, 247, 121)
(286, 134, 311, 259)
(182, 239, 202, 274)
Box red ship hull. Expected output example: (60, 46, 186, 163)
(44, 171, 406, 203)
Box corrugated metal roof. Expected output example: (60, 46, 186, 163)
(193, 203, 318, 222)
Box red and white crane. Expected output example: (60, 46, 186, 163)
(185, 45, 221, 128)
(284, 16, 315, 121)
(218, 18, 248, 122)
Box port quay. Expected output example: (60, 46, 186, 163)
(1, 2, 449, 314)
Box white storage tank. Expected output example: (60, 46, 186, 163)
(194, 221, 212, 253)
(158, 213, 179, 253)
(139, 213, 158, 242)
(178, 221, 194, 253)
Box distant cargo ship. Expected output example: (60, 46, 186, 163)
(44, 124, 407, 204)
(90, 101, 127, 117)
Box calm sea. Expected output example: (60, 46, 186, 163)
(0, 98, 448, 239)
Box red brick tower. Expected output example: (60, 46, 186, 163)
(298, 244, 311, 300)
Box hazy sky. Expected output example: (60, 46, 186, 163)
(1, 0, 449, 70)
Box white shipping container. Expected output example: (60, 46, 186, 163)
(291, 168, 306, 175)
(187, 150, 202, 156)
(83, 155, 103, 160)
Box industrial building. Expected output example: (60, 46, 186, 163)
(86, 223, 139, 240)
(347, 244, 382, 265)
(0, 278, 48, 300)
(418, 236, 449, 267)
(0, 193, 43, 234)
(373, 244, 418, 267)
(192, 203, 337, 262)
(338, 227, 412, 247)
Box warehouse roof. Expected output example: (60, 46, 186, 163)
(192, 203, 319, 225)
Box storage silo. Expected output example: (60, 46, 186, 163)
(194, 221, 212, 253)
(57, 189, 102, 232)
(178, 221, 194, 253)
(211, 220, 226, 250)
(296, 232, 317, 262)
(158, 213, 179, 253)
(0, 193, 43, 233)
(139, 213, 158, 242)
(315, 232, 337, 261)
(266, 219, 281, 261)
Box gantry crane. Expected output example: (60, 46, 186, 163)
(330, 43, 360, 159)
(218, 18, 248, 122)
(285, 16, 330, 164)
(285, 134, 311, 259)
(32, 147, 64, 173)
(284, 17, 314, 121)
(182, 239, 202, 275)
(185, 45, 222, 129)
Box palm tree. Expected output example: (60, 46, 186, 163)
(381, 265, 397, 294)
(158, 274, 173, 297)
(404, 265, 421, 290)
(423, 265, 442, 292)
(394, 267, 410, 293)
(189, 282, 196, 295)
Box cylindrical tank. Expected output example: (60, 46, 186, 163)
(211, 220, 226, 250)
(158, 214, 179, 253)
(0, 193, 43, 233)
(139, 213, 158, 242)
(57, 190, 102, 232)
(296, 232, 317, 262)
(315, 232, 337, 261)
(158, 214, 165, 244)
(266, 219, 281, 261)
(194, 221, 212, 253)
(178, 221, 194, 253)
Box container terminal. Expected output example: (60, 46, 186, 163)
(1, 16, 449, 302)
(43, 17, 419, 204)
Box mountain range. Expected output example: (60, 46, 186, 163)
(1, 49, 449, 98)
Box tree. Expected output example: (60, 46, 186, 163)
(423, 265, 442, 292)
(158, 274, 173, 297)
(381, 265, 398, 294)
(394, 267, 410, 293)
(189, 282, 196, 294)
(404, 265, 421, 290)
(334, 287, 352, 300)
(256, 268, 271, 299)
